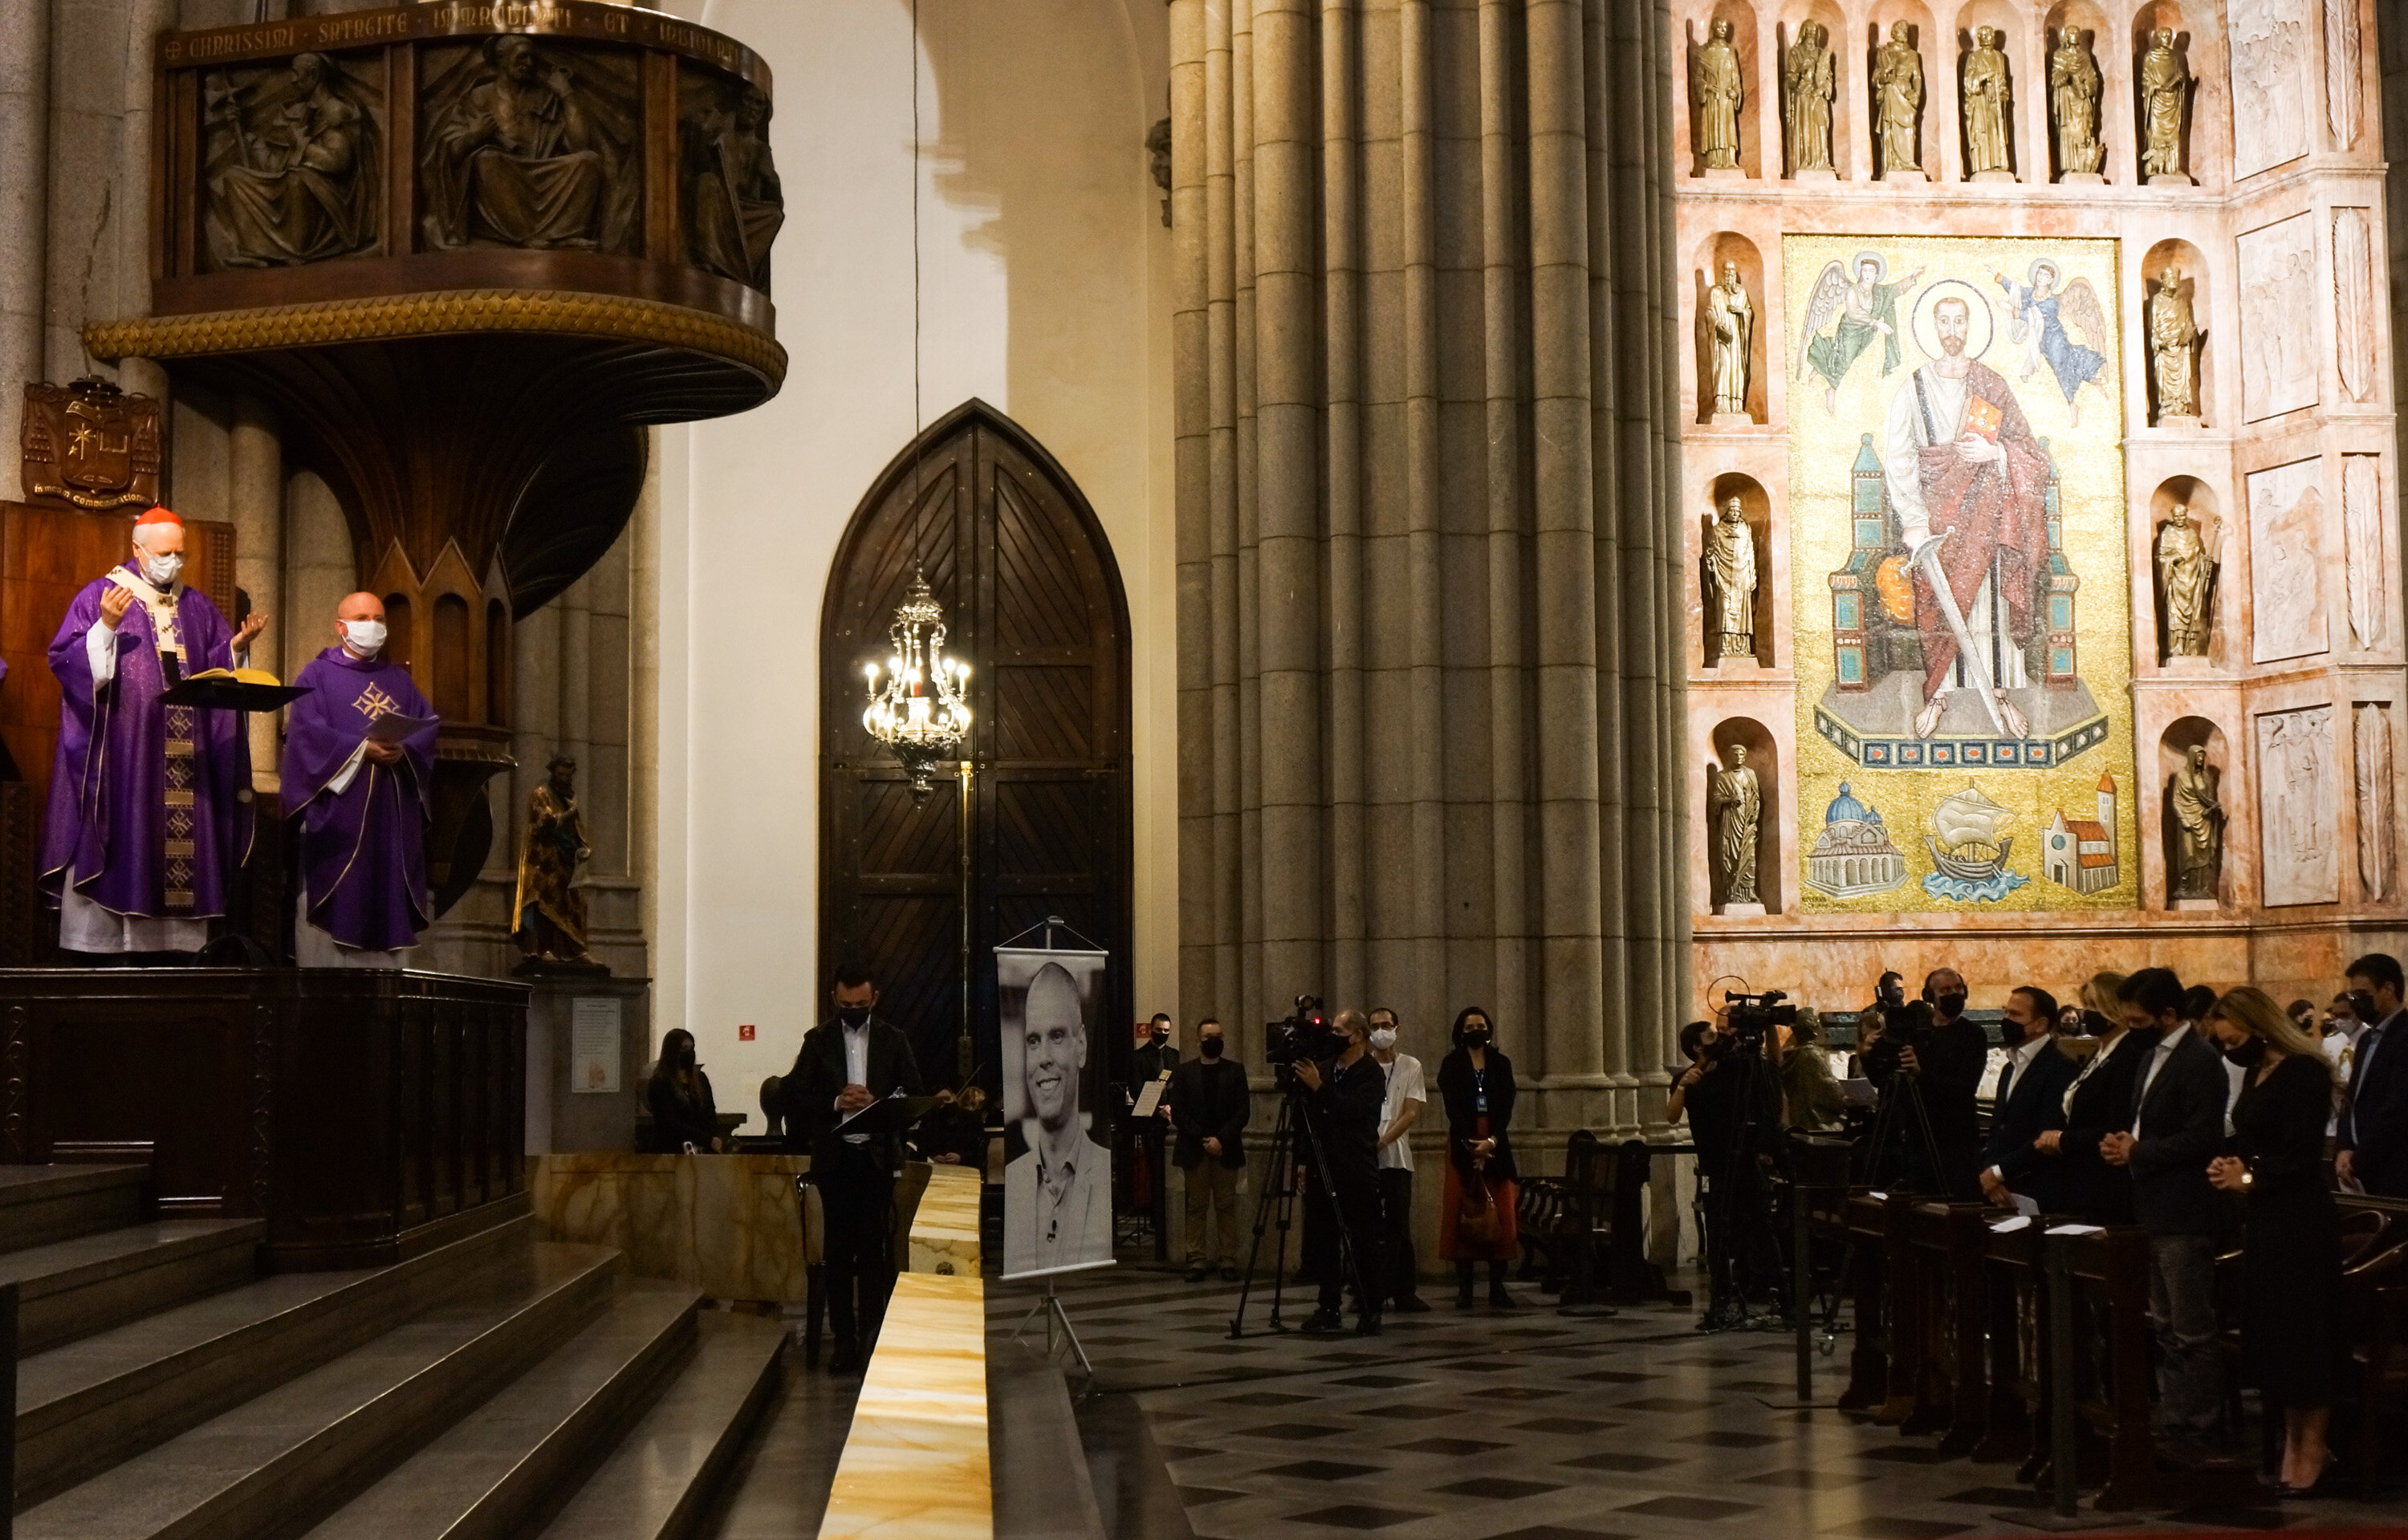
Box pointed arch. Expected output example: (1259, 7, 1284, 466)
(818, 400, 1134, 1091)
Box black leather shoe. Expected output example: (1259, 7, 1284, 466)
(1300, 1307, 1346, 1334)
(1489, 1285, 1519, 1309)
(1184, 1266, 1207, 1282)
(828, 1339, 864, 1375)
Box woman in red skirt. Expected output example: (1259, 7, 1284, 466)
(1437, 1006, 1519, 1308)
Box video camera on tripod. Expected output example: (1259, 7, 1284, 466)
(1265, 995, 1344, 1079)
(1716, 988, 1796, 1055)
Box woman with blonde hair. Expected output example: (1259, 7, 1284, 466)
(2035, 970, 2149, 1223)
(2204, 985, 2344, 1496)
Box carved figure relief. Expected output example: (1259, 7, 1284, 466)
(1692, 19, 1745, 170)
(2158, 502, 2214, 657)
(1708, 744, 1763, 906)
(1705, 495, 1759, 662)
(2147, 265, 2202, 421)
(1961, 27, 2013, 177)
(2345, 454, 2386, 650)
(2170, 744, 2224, 900)
(2259, 705, 2338, 906)
(2231, 0, 2308, 178)
(2048, 29, 2104, 177)
(1873, 23, 1925, 176)
(1784, 21, 1836, 172)
(1706, 263, 1755, 416)
(201, 51, 381, 269)
(2357, 704, 2394, 899)
(2326, 0, 2362, 148)
(1146, 117, 1173, 226)
(19, 378, 162, 511)
(2239, 213, 2319, 421)
(2139, 29, 2190, 180)
(420, 35, 640, 254)
(2335, 208, 2376, 402)
(681, 79, 783, 289)
(2248, 458, 2329, 664)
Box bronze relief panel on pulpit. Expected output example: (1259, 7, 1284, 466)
(200, 49, 384, 270)
(679, 70, 783, 291)
(417, 35, 643, 254)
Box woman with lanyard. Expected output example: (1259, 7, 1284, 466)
(1436, 1006, 1521, 1309)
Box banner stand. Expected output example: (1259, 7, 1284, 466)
(1010, 1275, 1096, 1395)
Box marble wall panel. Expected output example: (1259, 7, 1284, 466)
(530, 1153, 812, 1302)
(2345, 453, 2386, 649)
(2238, 213, 2320, 421)
(2325, 0, 2363, 148)
(2247, 457, 2329, 662)
(2355, 701, 2394, 900)
(2229, 0, 2311, 177)
(2335, 208, 2377, 402)
(2256, 703, 2340, 904)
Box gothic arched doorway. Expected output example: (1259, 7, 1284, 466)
(818, 400, 1133, 1094)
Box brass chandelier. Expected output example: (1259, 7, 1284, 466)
(860, 567, 970, 803)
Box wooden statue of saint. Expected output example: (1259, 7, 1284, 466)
(514, 753, 602, 971)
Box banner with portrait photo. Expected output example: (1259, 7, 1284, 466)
(997, 944, 1117, 1280)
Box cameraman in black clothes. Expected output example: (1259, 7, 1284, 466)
(1670, 1018, 1784, 1322)
(1893, 968, 1990, 1197)
(1290, 1008, 1387, 1335)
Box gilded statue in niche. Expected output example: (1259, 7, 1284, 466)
(1784, 233, 2133, 916)
(1706, 262, 1755, 416)
(1692, 19, 1745, 170)
(1784, 21, 1836, 173)
(682, 82, 784, 290)
(2170, 745, 2223, 900)
(1706, 495, 1759, 662)
(420, 35, 640, 254)
(201, 51, 381, 268)
(514, 753, 601, 971)
(1873, 22, 1925, 177)
(1961, 27, 2012, 178)
(1709, 746, 1763, 906)
(2156, 502, 2212, 656)
(2148, 265, 2202, 421)
(2139, 29, 2190, 181)
(2048, 29, 2104, 177)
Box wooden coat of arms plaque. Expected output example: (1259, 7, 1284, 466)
(20, 378, 162, 511)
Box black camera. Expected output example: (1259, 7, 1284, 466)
(1266, 995, 1341, 1067)
(1720, 988, 1796, 1052)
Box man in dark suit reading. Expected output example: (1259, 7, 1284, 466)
(781, 959, 923, 1374)
(1979, 985, 2078, 1212)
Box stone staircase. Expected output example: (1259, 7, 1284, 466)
(0, 1164, 784, 1539)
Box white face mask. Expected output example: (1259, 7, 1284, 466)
(341, 619, 388, 654)
(140, 551, 183, 587)
(1369, 1027, 1397, 1051)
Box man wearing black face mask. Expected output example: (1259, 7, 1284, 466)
(779, 960, 924, 1375)
(1169, 1018, 1249, 1281)
(1895, 968, 1991, 1198)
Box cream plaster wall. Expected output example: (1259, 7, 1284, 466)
(650, 0, 1178, 1099)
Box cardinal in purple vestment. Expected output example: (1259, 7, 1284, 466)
(283, 594, 440, 957)
(40, 508, 260, 953)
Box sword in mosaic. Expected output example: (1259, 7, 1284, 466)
(1910, 533, 2009, 737)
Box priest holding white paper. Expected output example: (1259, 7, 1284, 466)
(283, 593, 440, 965)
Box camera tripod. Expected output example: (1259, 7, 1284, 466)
(1227, 1077, 1377, 1339)
(1697, 1038, 1792, 1332)
(1855, 1055, 1950, 1197)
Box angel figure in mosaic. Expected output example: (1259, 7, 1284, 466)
(1992, 260, 2110, 427)
(1796, 252, 1926, 415)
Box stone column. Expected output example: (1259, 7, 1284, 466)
(230, 396, 283, 781)
(0, 0, 47, 500)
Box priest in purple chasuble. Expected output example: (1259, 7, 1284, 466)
(283, 593, 439, 966)
(39, 506, 262, 955)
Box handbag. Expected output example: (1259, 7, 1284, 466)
(1456, 1160, 1499, 1249)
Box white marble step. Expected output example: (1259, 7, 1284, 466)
(15, 1215, 529, 1507)
(0, 1216, 262, 1355)
(300, 1278, 703, 1540)
(536, 1310, 787, 1540)
(17, 1241, 623, 1540)
(0, 1164, 148, 1255)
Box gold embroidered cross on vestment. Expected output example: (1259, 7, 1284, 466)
(354, 683, 399, 721)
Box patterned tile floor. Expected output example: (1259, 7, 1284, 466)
(989, 1263, 2406, 1540)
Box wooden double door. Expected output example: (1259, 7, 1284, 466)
(817, 400, 1132, 1090)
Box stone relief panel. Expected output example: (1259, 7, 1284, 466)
(199, 50, 384, 270)
(2230, 0, 2309, 178)
(2248, 457, 2329, 664)
(417, 37, 643, 255)
(2335, 208, 2376, 402)
(2345, 453, 2386, 650)
(2355, 702, 2394, 900)
(680, 68, 784, 291)
(2326, 0, 2362, 148)
(2238, 213, 2319, 421)
(2257, 704, 2338, 905)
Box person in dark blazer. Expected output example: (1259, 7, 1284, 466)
(2037, 973, 2150, 1225)
(2339, 953, 2408, 1197)
(2206, 986, 2348, 1496)
(1437, 1007, 1520, 1310)
(643, 1028, 723, 1153)
(1900, 968, 1991, 1197)
(779, 959, 925, 1374)
(1169, 1019, 1249, 1281)
(1979, 985, 2080, 1212)
(2101, 966, 2231, 1449)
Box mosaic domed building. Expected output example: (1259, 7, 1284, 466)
(1806, 782, 1908, 900)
